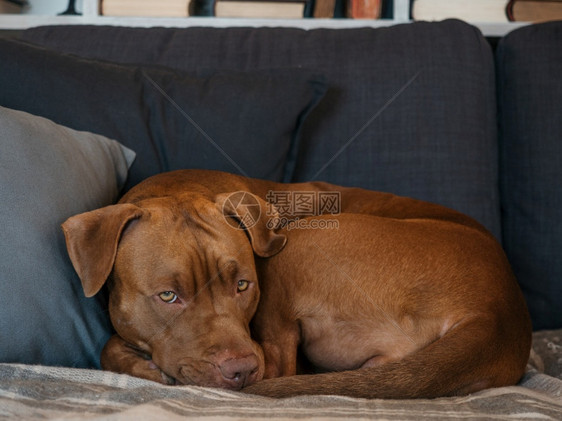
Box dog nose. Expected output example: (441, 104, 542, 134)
(218, 354, 259, 389)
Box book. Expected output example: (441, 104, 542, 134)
(412, 0, 509, 22)
(313, 0, 336, 18)
(101, 0, 190, 17)
(214, 0, 307, 18)
(347, 0, 382, 19)
(506, 0, 562, 22)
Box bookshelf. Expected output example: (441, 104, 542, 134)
(0, 0, 529, 36)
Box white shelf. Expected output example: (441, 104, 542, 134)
(0, 15, 400, 30)
(0, 0, 530, 36)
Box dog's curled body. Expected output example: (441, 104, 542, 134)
(62, 169, 532, 399)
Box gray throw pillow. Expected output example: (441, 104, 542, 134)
(0, 106, 135, 368)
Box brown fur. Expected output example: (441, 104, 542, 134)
(62, 169, 532, 398)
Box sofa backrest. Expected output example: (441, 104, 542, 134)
(496, 22, 562, 330)
(21, 19, 501, 239)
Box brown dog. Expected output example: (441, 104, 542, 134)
(62, 169, 532, 398)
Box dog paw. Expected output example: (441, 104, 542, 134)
(145, 360, 177, 385)
(160, 371, 177, 385)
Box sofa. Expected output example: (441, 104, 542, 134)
(0, 19, 561, 419)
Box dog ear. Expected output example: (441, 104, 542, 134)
(61, 203, 145, 297)
(216, 192, 287, 258)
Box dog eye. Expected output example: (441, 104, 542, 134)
(237, 280, 250, 293)
(158, 291, 178, 303)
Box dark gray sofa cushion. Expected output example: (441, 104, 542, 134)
(21, 19, 501, 239)
(0, 106, 134, 368)
(496, 22, 562, 330)
(0, 38, 326, 190)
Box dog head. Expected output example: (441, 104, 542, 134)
(62, 192, 286, 390)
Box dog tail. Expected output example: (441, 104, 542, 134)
(243, 316, 531, 399)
